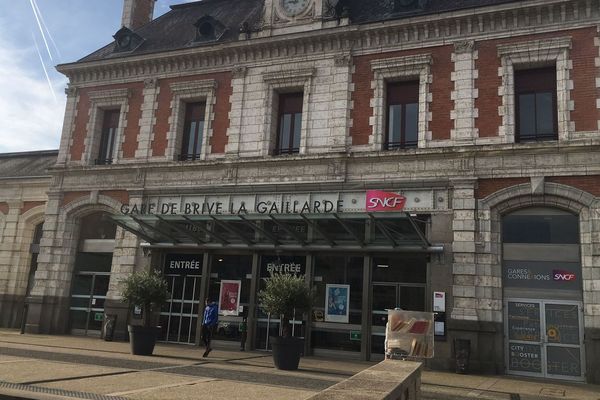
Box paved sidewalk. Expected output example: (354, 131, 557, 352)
(0, 329, 598, 400)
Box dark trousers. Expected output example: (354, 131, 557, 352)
(240, 331, 247, 350)
(202, 325, 213, 348)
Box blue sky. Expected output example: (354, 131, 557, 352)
(0, 0, 191, 153)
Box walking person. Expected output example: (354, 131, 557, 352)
(201, 298, 218, 357)
(239, 316, 247, 351)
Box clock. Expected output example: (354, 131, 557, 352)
(280, 0, 310, 17)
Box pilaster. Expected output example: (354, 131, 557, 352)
(135, 78, 160, 159)
(451, 41, 479, 143)
(56, 87, 79, 166)
(450, 179, 478, 322)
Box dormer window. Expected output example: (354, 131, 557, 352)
(192, 16, 226, 44)
(112, 27, 144, 53)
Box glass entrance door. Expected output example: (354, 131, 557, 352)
(505, 299, 585, 381)
(69, 273, 110, 336)
(371, 282, 426, 355)
(159, 274, 200, 344)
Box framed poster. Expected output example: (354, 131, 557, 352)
(219, 280, 241, 316)
(325, 284, 350, 323)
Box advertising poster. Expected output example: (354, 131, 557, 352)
(219, 280, 241, 316)
(325, 284, 350, 323)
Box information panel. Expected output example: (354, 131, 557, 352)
(507, 301, 540, 342)
(545, 303, 580, 345)
(508, 343, 542, 373)
(547, 346, 582, 377)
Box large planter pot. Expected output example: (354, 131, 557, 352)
(270, 336, 304, 370)
(128, 325, 159, 356)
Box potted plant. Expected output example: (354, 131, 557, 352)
(258, 273, 313, 370)
(120, 269, 169, 356)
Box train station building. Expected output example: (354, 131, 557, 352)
(1, 0, 599, 383)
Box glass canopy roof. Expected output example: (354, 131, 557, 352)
(111, 212, 443, 253)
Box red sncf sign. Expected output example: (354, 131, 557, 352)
(552, 270, 576, 282)
(366, 190, 407, 212)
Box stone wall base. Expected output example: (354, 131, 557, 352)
(24, 295, 70, 335)
(0, 294, 26, 329)
(585, 328, 600, 384)
(445, 319, 504, 375)
(103, 299, 130, 341)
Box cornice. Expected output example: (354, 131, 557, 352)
(56, 0, 599, 86)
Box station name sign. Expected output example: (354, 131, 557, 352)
(120, 190, 407, 216)
(121, 198, 344, 216)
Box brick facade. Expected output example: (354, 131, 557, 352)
(2, 0, 599, 383)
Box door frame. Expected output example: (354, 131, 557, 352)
(69, 271, 111, 336)
(160, 273, 201, 344)
(504, 298, 585, 382)
(370, 281, 427, 356)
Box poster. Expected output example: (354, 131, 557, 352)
(219, 280, 241, 316)
(325, 284, 349, 323)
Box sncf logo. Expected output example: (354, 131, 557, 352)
(366, 190, 406, 212)
(553, 270, 576, 282)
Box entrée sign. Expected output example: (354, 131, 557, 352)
(120, 190, 406, 216)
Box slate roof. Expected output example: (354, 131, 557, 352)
(78, 0, 522, 63)
(0, 150, 58, 179)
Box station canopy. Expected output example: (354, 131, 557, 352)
(111, 212, 443, 253)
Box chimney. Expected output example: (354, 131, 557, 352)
(121, 0, 156, 30)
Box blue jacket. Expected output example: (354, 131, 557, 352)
(203, 302, 218, 327)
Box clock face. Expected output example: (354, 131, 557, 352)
(280, 0, 310, 17)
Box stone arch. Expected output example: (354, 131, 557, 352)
(30, 194, 124, 299)
(474, 181, 596, 323)
(11, 205, 47, 297)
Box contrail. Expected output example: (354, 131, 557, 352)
(29, 0, 53, 61)
(32, 32, 57, 103)
(31, 0, 62, 60)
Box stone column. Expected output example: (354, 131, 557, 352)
(0, 201, 24, 327)
(450, 41, 478, 144)
(104, 192, 144, 339)
(450, 179, 478, 322)
(25, 192, 74, 334)
(330, 54, 353, 152)
(56, 87, 79, 166)
(584, 203, 600, 383)
(225, 67, 248, 156)
(595, 25, 600, 132)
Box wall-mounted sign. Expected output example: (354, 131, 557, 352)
(164, 253, 203, 275)
(260, 255, 306, 277)
(325, 284, 350, 323)
(119, 189, 442, 216)
(503, 261, 581, 291)
(433, 291, 446, 312)
(219, 280, 241, 316)
(366, 190, 406, 212)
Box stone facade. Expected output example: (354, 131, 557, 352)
(0, 0, 599, 383)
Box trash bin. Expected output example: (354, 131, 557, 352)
(102, 314, 117, 341)
(454, 338, 470, 374)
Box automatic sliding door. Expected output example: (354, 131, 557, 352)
(159, 274, 200, 344)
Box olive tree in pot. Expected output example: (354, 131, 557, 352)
(258, 273, 313, 370)
(120, 269, 169, 356)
